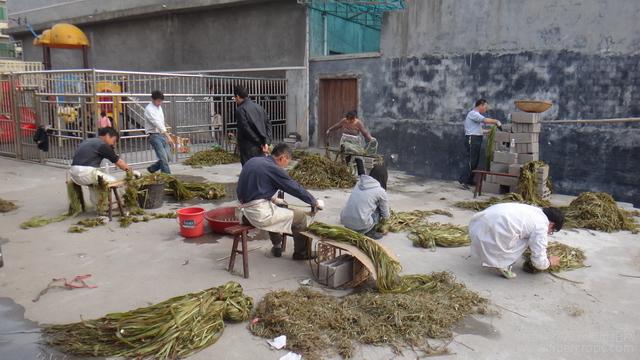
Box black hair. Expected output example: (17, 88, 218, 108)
(100, 111, 107, 117)
(98, 126, 119, 139)
(233, 85, 249, 99)
(151, 90, 164, 100)
(542, 207, 565, 231)
(271, 143, 292, 158)
(475, 99, 488, 107)
(345, 110, 357, 119)
(369, 164, 388, 190)
(355, 158, 365, 176)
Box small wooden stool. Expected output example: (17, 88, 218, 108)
(105, 179, 126, 221)
(225, 224, 254, 278)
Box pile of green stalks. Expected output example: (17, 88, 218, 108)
(119, 212, 176, 228)
(292, 149, 311, 160)
(485, 125, 497, 166)
(250, 272, 486, 360)
(379, 209, 452, 233)
(290, 154, 356, 189)
(183, 148, 239, 168)
(409, 223, 470, 250)
(67, 217, 108, 233)
(20, 182, 84, 229)
(517, 160, 552, 207)
(44, 281, 253, 359)
(0, 198, 17, 213)
(523, 241, 587, 273)
(125, 173, 226, 205)
(562, 192, 639, 233)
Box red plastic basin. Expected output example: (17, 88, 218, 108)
(205, 206, 240, 234)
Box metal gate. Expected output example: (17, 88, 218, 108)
(0, 69, 287, 167)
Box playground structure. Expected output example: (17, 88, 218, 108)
(0, 68, 288, 166)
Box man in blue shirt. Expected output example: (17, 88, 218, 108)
(458, 99, 502, 188)
(237, 143, 324, 259)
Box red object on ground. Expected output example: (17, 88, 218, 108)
(205, 206, 240, 234)
(176, 207, 206, 238)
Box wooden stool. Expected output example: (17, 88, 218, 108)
(225, 224, 254, 278)
(105, 179, 126, 221)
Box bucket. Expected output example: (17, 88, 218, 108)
(176, 207, 206, 238)
(204, 206, 239, 234)
(138, 183, 165, 209)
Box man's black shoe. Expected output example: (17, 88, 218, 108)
(271, 247, 282, 258)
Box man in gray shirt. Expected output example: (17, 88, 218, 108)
(458, 99, 501, 188)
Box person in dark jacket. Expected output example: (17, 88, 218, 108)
(234, 85, 272, 165)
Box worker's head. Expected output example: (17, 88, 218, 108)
(369, 164, 388, 190)
(345, 110, 357, 121)
(100, 111, 107, 117)
(151, 90, 164, 106)
(233, 85, 249, 105)
(271, 143, 293, 168)
(542, 207, 565, 234)
(475, 99, 488, 113)
(98, 126, 119, 146)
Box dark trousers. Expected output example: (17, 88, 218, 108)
(459, 135, 483, 185)
(239, 145, 263, 166)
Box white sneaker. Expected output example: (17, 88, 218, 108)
(497, 266, 517, 279)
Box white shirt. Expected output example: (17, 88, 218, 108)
(464, 109, 485, 136)
(469, 203, 550, 270)
(144, 102, 167, 134)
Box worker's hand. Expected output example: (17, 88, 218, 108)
(132, 170, 142, 178)
(261, 144, 270, 154)
(165, 133, 175, 146)
(315, 199, 325, 211)
(496, 120, 502, 128)
(272, 196, 287, 206)
(549, 255, 561, 268)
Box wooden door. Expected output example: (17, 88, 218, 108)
(318, 78, 358, 146)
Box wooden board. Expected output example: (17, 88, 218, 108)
(319, 78, 358, 146)
(302, 231, 400, 281)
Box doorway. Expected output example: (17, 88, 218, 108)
(318, 78, 358, 146)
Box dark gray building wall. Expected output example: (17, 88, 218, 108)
(13, 0, 306, 71)
(309, 0, 640, 206)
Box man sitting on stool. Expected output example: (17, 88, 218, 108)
(69, 127, 140, 209)
(236, 143, 324, 259)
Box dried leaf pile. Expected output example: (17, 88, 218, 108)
(523, 241, 587, 273)
(0, 198, 17, 213)
(250, 272, 486, 360)
(563, 192, 639, 233)
(378, 210, 469, 250)
(289, 154, 356, 189)
(183, 148, 239, 168)
(44, 282, 253, 359)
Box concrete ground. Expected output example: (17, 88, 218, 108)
(1, 157, 639, 360)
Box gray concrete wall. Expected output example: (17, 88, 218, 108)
(309, 0, 640, 206)
(14, 0, 306, 71)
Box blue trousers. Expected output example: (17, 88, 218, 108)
(148, 133, 172, 174)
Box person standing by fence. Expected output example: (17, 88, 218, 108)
(144, 90, 174, 174)
(97, 111, 112, 129)
(233, 85, 271, 166)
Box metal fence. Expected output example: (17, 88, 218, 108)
(0, 69, 287, 167)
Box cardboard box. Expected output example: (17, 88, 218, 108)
(517, 153, 539, 164)
(317, 255, 355, 288)
(512, 111, 541, 124)
(513, 123, 541, 133)
(490, 162, 509, 173)
(493, 151, 518, 164)
(511, 132, 539, 144)
(509, 163, 523, 176)
(516, 143, 539, 153)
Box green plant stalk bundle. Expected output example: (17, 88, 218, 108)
(378, 209, 453, 233)
(43, 282, 252, 359)
(409, 223, 470, 250)
(0, 198, 18, 213)
(562, 192, 639, 233)
(523, 241, 587, 273)
(289, 154, 356, 189)
(485, 125, 497, 166)
(183, 148, 239, 168)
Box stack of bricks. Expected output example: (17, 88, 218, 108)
(483, 111, 550, 198)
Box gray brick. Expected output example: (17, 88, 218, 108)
(493, 175, 519, 187)
(493, 131, 512, 143)
(511, 111, 541, 124)
(509, 163, 523, 176)
(482, 182, 502, 194)
(516, 143, 539, 153)
(511, 132, 539, 144)
(513, 123, 541, 133)
(517, 153, 540, 164)
(493, 151, 518, 164)
(490, 162, 509, 173)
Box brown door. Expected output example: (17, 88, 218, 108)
(318, 78, 358, 146)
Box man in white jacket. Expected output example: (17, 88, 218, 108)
(469, 203, 564, 279)
(340, 159, 390, 239)
(144, 90, 174, 174)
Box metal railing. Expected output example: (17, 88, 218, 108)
(0, 69, 287, 167)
